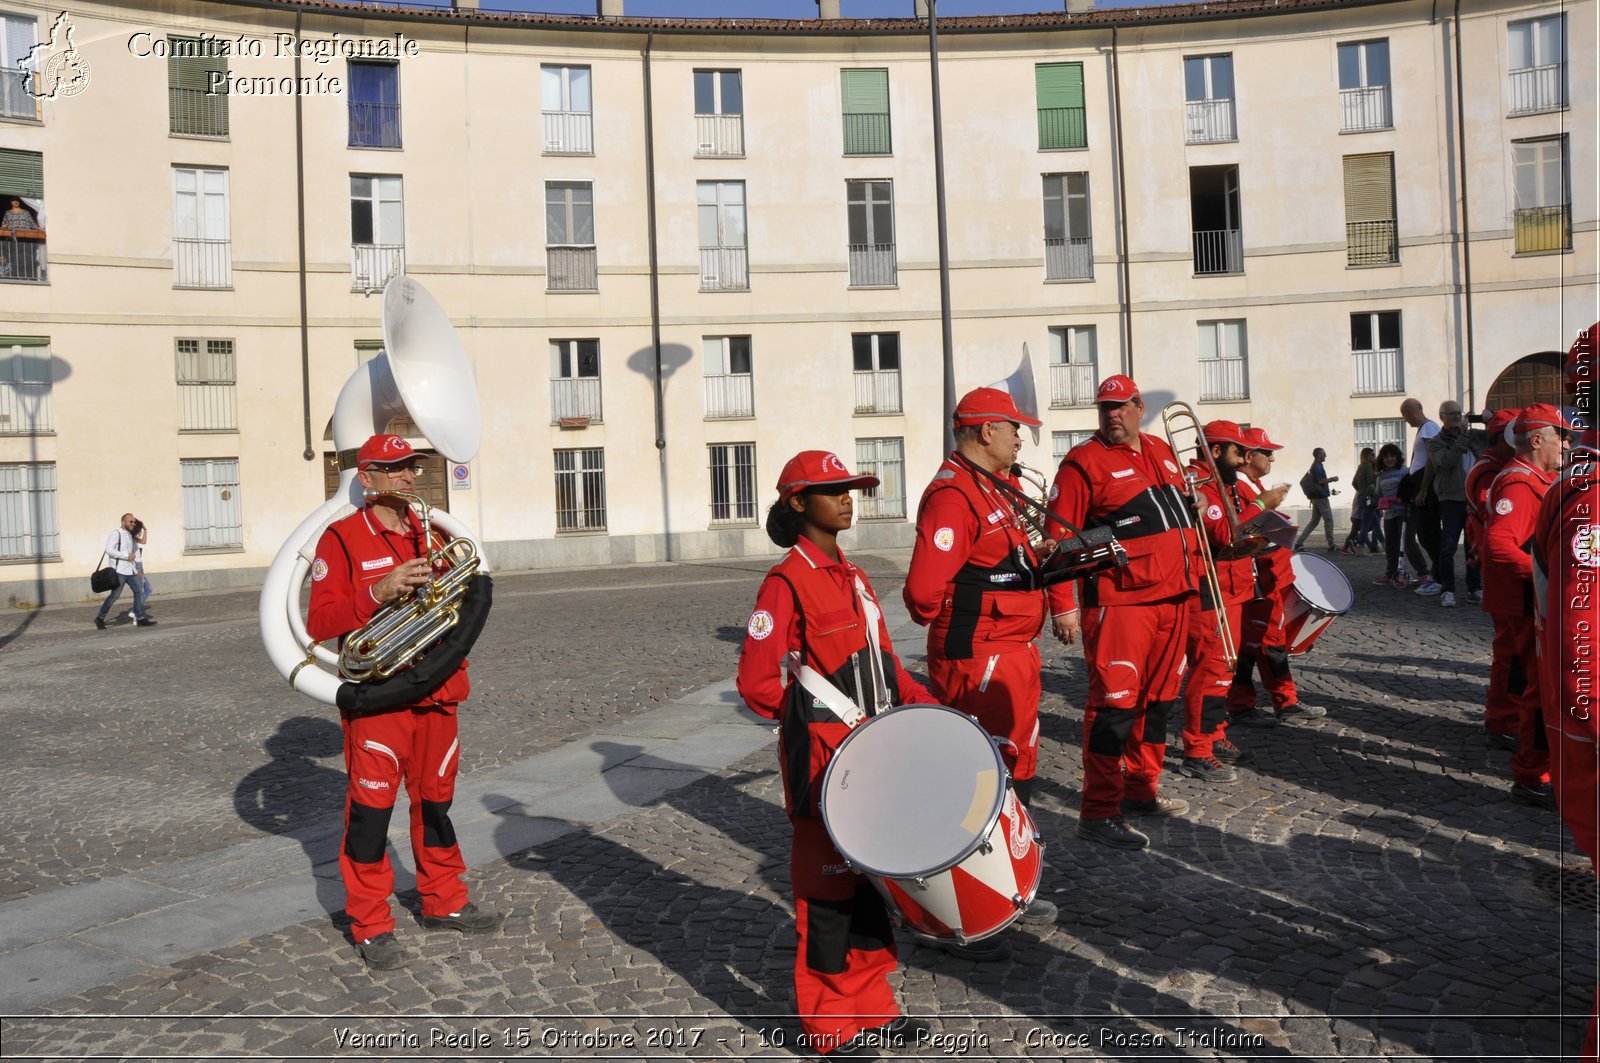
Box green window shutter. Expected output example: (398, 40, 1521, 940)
(841, 68, 890, 154)
(1036, 63, 1086, 150)
(0, 335, 48, 348)
(169, 39, 229, 136)
(0, 149, 44, 197)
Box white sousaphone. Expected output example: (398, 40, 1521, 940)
(258, 276, 491, 706)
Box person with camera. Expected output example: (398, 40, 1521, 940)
(93, 513, 155, 629)
(1426, 401, 1484, 608)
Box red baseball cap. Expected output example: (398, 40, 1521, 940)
(1485, 408, 1519, 434)
(356, 433, 417, 470)
(1575, 426, 1600, 455)
(951, 386, 1042, 429)
(776, 450, 879, 503)
(1242, 426, 1283, 451)
(1201, 419, 1249, 449)
(1094, 374, 1141, 405)
(1513, 403, 1573, 435)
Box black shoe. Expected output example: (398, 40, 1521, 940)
(1276, 703, 1327, 722)
(1018, 895, 1058, 926)
(1179, 756, 1239, 784)
(94, 616, 106, 630)
(1486, 731, 1520, 752)
(135, 617, 157, 627)
(355, 931, 408, 970)
(1121, 794, 1191, 817)
(1511, 781, 1557, 810)
(819, 1031, 880, 1059)
(872, 1017, 933, 1052)
(1213, 739, 1254, 765)
(418, 901, 504, 935)
(1231, 708, 1279, 729)
(932, 934, 1010, 962)
(1077, 815, 1150, 850)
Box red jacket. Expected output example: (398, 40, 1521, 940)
(903, 455, 1046, 660)
(307, 505, 470, 705)
(1482, 457, 1556, 616)
(1465, 451, 1508, 552)
(1190, 462, 1257, 609)
(1535, 459, 1600, 744)
(1238, 473, 1294, 595)
(1045, 432, 1200, 615)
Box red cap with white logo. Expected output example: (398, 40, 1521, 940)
(1242, 426, 1283, 452)
(951, 387, 1043, 429)
(1513, 403, 1573, 435)
(1201, 419, 1250, 449)
(1094, 374, 1141, 404)
(776, 450, 879, 503)
(356, 434, 417, 470)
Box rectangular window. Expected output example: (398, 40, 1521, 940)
(348, 61, 400, 148)
(541, 64, 593, 155)
(1343, 153, 1397, 266)
(855, 437, 906, 520)
(852, 332, 901, 415)
(350, 174, 404, 291)
(0, 147, 47, 283)
(550, 339, 601, 424)
(1, 13, 38, 120)
(1052, 429, 1095, 467)
(181, 457, 242, 551)
(173, 166, 231, 289)
(841, 68, 891, 155)
(704, 335, 754, 420)
(708, 442, 757, 525)
(847, 179, 896, 287)
(693, 69, 744, 157)
(697, 180, 748, 291)
(1043, 173, 1093, 280)
(176, 338, 237, 431)
(1048, 325, 1097, 408)
(1035, 62, 1086, 150)
(1349, 311, 1403, 396)
(1337, 39, 1392, 132)
(168, 37, 228, 137)
(1513, 136, 1571, 254)
(1354, 418, 1406, 469)
(1508, 14, 1566, 114)
(1190, 165, 1243, 275)
(545, 180, 597, 291)
(1184, 54, 1236, 143)
(0, 336, 51, 434)
(0, 461, 56, 559)
(1198, 319, 1249, 402)
(554, 447, 606, 531)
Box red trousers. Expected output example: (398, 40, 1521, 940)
(1227, 593, 1300, 711)
(790, 817, 898, 1052)
(1490, 614, 1549, 785)
(1484, 613, 1520, 735)
(1184, 602, 1243, 759)
(928, 643, 1041, 783)
(1079, 598, 1190, 819)
(340, 705, 469, 941)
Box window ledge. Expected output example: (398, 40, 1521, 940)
(173, 285, 235, 292)
(0, 278, 48, 286)
(1185, 137, 1239, 146)
(857, 514, 908, 522)
(842, 153, 894, 159)
(695, 152, 746, 160)
(556, 527, 609, 536)
(709, 521, 758, 529)
(1513, 247, 1572, 258)
(0, 430, 56, 437)
(1192, 271, 1246, 279)
(542, 150, 595, 158)
(1507, 105, 1568, 118)
(853, 409, 905, 418)
(847, 284, 899, 291)
(169, 133, 230, 142)
(1048, 402, 1093, 411)
(552, 417, 603, 429)
(177, 428, 240, 435)
(1197, 396, 1250, 404)
(183, 545, 244, 556)
(1351, 390, 1405, 398)
(0, 115, 43, 127)
(705, 414, 756, 422)
(1345, 261, 1400, 270)
(1338, 126, 1394, 135)
(1037, 145, 1090, 152)
(1045, 276, 1096, 284)
(0, 554, 60, 566)
(348, 144, 404, 151)
(699, 287, 751, 294)
(547, 287, 600, 294)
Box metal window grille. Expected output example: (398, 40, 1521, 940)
(542, 111, 594, 155)
(1354, 418, 1406, 469)
(176, 339, 237, 431)
(0, 342, 52, 435)
(1350, 312, 1403, 396)
(1048, 326, 1098, 408)
(554, 448, 607, 531)
(173, 167, 231, 289)
(1198, 321, 1249, 402)
(855, 438, 906, 520)
(1192, 229, 1244, 275)
(1339, 85, 1392, 133)
(1508, 17, 1566, 114)
(1052, 430, 1096, 467)
(694, 114, 744, 157)
(1185, 98, 1237, 143)
(0, 67, 37, 120)
(0, 462, 57, 559)
(708, 443, 757, 524)
(1514, 205, 1572, 254)
(180, 458, 242, 550)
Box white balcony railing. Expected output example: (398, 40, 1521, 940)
(1199, 358, 1249, 402)
(848, 243, 897, 287)
(1044, 236, 1093, 280)
(1185, 98, 1236, 143)
(547, 246, 598, 291)
(542, 110, 593, 155)
(0, 382, 52, 434)
(700, 246, 749, 291)
(1049, 362, 1097, 408)
(0, 234, 45, 283)
(704, 373, 754, 419)
(351, 243, 404, 291)
(0, 66, 38, 120)
(694, 114, 744, 157)
(1339, 85, 1392, 132)
(1351, 347, 1403, 396)
(854, 369, 902, 414)
(173, 237, 232, 289)
(550, 376, 602, 423)
(1508, 64, 1566, 115)
(1193, 228, 1243, 275)
(178, 382, 237, 432)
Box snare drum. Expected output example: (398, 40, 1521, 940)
(819, 704, 1043, 944)
(1284, 553, 1354, 655)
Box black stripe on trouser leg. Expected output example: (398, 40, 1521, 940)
(804, 882, 892, 975)
(1144, 699, 1175, 740)
(1263, 645, 1292, 680)
(345, 800, 393, 864)
(1087, 706, 1135, 757)
(1200, 696, 1228, 733)
(421, 799, 458, 849)
(1232, 652, 1256, 685)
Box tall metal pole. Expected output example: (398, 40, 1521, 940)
(927, 0, 956, 458)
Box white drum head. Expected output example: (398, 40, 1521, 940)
(820, 705, 1005, 879)
(1290, 552, 1355, 613)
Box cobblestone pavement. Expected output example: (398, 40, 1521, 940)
(0, 548, 1595, 1060)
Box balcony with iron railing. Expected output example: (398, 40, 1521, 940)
(1351, 347, 1403, 396)
(853, 370, 902, 415)
(1045, 236, 1093, 280)
(843, 112, 891, 155)
(704, 373, 754, 420)
(349, 101, 401, 148)
(0, 382, 52, 434)
(547, 246, 598, 291)
(1515, 205, 1571, 254)
(0, 231, 45, 283)
(1346, 220, 1397, 266)
(351, 243, 404, 291)
(1049, 362, 1097, 408)
(169, 86, 228, 137)
(1340, 85, 1392, 133)
(1199, 357, 1249, 402)
(551, 376, 603, 424)
(173, 237, 232, 289)
(1185, 98, 1236, 144)
(1192, 229, 1243, 275)
(1037, 106, 1087, 150)
(699, 246, 749, 292)
(1, 66, 38, 120)
(848, 244, 897, 287)
(542, 110, 593, 155)
(694, 114, 744, 158)
(178, 382, 237, 432)
(1508, 64, 1566, 115)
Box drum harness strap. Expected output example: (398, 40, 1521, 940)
(784, 573, 892, 730)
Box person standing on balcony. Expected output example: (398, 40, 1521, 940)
(1293, 448, 1338, 552)
(2, 198, 34, 232)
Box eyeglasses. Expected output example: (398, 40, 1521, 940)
(368, 462, 420, 475)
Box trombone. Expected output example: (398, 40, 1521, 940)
(1160, 401, 1242, 671)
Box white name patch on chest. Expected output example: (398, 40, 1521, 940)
(361, 557, 396, 572)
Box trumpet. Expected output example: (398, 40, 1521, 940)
(1160, 401, 1241, 670)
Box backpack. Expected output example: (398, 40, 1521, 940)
(1299, 469, 1319, 499)
(1397, 469, 1424, 505)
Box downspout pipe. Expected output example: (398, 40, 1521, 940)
(294, 9, 313, 461)
(642, 31, 671, 560)
(928, 1, 956, 458)
(1111, 25, 1132, 376)
(1453, 0, 1476, 408)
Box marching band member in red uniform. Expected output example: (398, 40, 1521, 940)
(737, 451, 934, 1059)
(1482, 405, 1572, 809)
(1467, 408, 1520, 747)
(307, 434, 503, 971)
(1045, 375, 1197, 851)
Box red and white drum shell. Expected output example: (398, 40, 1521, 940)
(1284, 552, 1355, 655)
(819, 704, 1043, 944)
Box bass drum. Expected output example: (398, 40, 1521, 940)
(819, 704, 1042, 944)
(1285, 552, 1354, 655)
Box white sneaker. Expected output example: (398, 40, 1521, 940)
(1440, 591, 1457, 607)
(1415, 580, 1442, 597)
